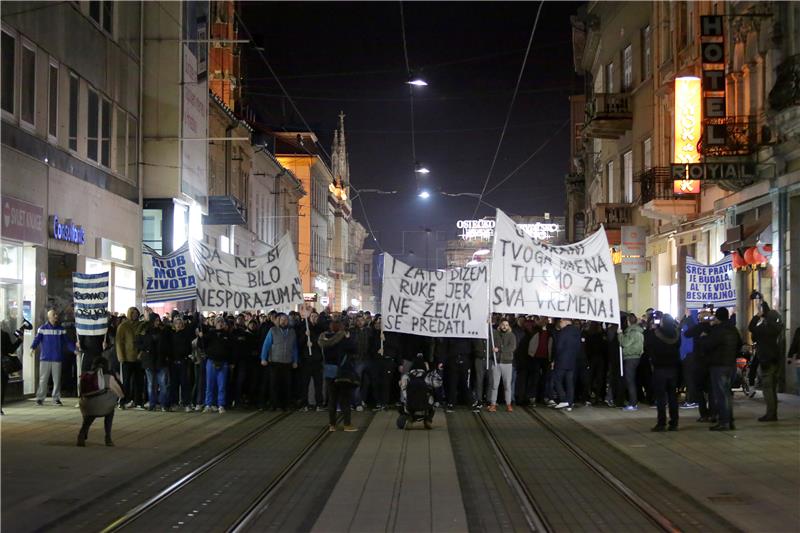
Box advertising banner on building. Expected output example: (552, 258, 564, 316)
(621, 226, 646, 274)
(2, 195, 44, 245)
(72, 272, 109, 336)
(490, 209, 620, 324)
(190, 233, 303, 312)
(381, 253, 489, 339)
(142, 243, 197, 303)
(181, 0, 209, 206)
(685, 255, 736, 310)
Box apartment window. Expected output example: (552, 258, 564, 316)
(642, 26, 652, 80)
(623, 150, 633, 203)
(1, 30, 15, 114)
(89, 1, 101, 23)
(87, 88, 99, 161)
(68, 73, 79, 151)
(363, 264, 371, 286)
(20, 43, 35, 125)
(605, 62, 615, 93)
(89, 1, 113, 34)
(48, 62, 58, 138)
(677, 2, 688, 48)
(661, 3, 673, 63)
(127, 117, 137, 179)
(101, 98, 111, 166)
(607, 160, 616, 203)
(622, 46, 633, 91)
(115, 107, 126, 174)
(643, 137, 652, 169)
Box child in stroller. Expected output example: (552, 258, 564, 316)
(397, 354, 443, 430)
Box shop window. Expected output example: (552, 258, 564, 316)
(68, 73, 79, 151)
(114, 266, 136, 315)
(623, 150, 633, 203)
(48, 61, 58, 139)
(20, 42, 35, 126)
(87, 88, 99, 161)
(101, 98, 111, 167)
(641, 26, 652, 80)
(115, 107, 126, 175)
(1, 29, 15, 115)
(622, 45, 633, 91)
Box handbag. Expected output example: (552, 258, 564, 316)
(334, 354, 360, 387)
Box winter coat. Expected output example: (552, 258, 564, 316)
(351, 326, 372, 362)
(115, 310, 141, 363)
(170, 327, 195, 361)
(554, 324, 581, 370)
(704, 322, 742, 368)
(203, 329, 232, 364)
(645, 325, 681, 368)
(618, 323, 644, 359)
(748, 311, 782, 365)
(31, 323, 75, 362)
(318, 330, 357, 367)
(492, 329, 517, 364)
(679, 312, 697, 361)
(528, 329, 554, 360)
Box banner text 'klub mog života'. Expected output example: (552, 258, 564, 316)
(190, 233, 304, 312)
(142, 243, 197, 304)
(381, 254, 489, 339)
(685, 255, 736, 310)
(490, 209, 620, 324)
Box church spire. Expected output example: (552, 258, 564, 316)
(331, 111, 350, 188)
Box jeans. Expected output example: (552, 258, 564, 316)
(760, 362, 779, 418)
(170, 359, 193, 406)
(301, 362, 323, 407)
(269, 362, 292, 409)
(553, 368, 575, 405)
(473, 358, 491, 404)
(326, 378, 352, 426)
(528, 357, 549, 403)
(352, 361, 370, 406)
(194, 360, 206, 406)
(36, 361, 62, 401)
(653, 367, 679, 427)
(710, 366, 734, 426)
(78, 412, 114, 441)
(205, 360, 228, 408)
(623, 358, 640, 406)
(145, 367, 170, 408)
(681, 354, 697, 403)
(490, 363, 513, 405)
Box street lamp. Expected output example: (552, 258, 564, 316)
(415, 162, 430, 174)
(417, 189, 430, 199)
(407, 78, 428, 87)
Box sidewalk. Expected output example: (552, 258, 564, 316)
(562, 393, 800, 533)
(1, 399, 264, 532)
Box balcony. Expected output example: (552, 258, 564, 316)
(700, 116, 759, 158)
(591, 203, 633, 230)
(583, 93, 632, 139)
(203, 195, 247, 225)
(636, 167, 697, 221)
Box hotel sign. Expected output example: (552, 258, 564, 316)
(671, 162, 756, 181)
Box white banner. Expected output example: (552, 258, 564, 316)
(73, 272, 109, 336)
(143, 243, 197, 304)
(685, 255, 736, 309)
(382, 253, 489, 339)
(190, 233, 303, 312)
(490, 209, 620, 324)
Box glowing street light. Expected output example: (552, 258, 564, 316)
(417, 190, 431, 199)
(415, 163, 430, 174)
(407, 78, 428, 87)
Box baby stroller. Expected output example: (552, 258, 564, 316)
(397, 357, 442, 430)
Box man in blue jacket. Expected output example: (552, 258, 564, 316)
(552, 318, 581, 411)
(32, 310, 76, 406)
(260, 313, 299, 411)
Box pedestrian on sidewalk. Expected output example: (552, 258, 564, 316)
(77, 357, 124, 447)
(704, 307, 742, 431)
(647, 314, 681, 431)
(552, 318, 581, 411)
(33, 310, 77, 406)
(618, 313, 644, 411)
(749, 301, 783, 422)
(319, 320, 358, 432)
(489, 319, 517, 412)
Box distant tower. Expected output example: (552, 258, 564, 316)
(331, 111, 350, 189)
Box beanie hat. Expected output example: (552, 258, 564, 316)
(715, 307, 729, 321)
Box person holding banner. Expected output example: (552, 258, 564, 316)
(552, 318, 581, 411)
(489, 320, 517, 412)
(32, 310, 77, 406)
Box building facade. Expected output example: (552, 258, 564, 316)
(1, 1, 142, 395)
(570, 1, 800, 391)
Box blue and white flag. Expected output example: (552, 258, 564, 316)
(143, 243, 197, 303)
(73, 272, 109, 336)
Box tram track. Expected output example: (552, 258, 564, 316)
(99, 411, 336, 533)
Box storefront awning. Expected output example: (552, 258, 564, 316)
(720, 217, 771, 252)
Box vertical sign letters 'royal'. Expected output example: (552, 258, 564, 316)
(685, 255, 736, 310)
(190, 233, 303, 312)
(490, 209, 620, 324)
(381, 253, 489, 339)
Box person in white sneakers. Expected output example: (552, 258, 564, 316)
(552, 318, 581, 411)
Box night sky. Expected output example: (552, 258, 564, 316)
(241, 1, 580, 268)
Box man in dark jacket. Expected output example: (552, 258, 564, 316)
(749, 303, 782, 421)
(646, 314, 681, 431)
(552, 318, 581, 410)
(685, 309, 716, 422)
(170, 316, 195, 411)
(445, 337, 473, 411)
(200, 316, 233, 413)
(350, 316, 372, 411)
(704, 307, 742, 431)
(299, 311, 325, 411)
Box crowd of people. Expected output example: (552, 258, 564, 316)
(5, 296, 799, 439)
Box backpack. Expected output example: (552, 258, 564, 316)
(79, 369, 105, 397)
(405, 370, 430, 411)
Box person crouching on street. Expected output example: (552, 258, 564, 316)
(77, 357, 123, 447)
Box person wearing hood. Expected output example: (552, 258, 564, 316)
(646, 314, 681, 431)
(749, 302, 783, 421)
(618, 314, 644, 410)
(679, 309, 699, 408)
(260, 313, 299, 411)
